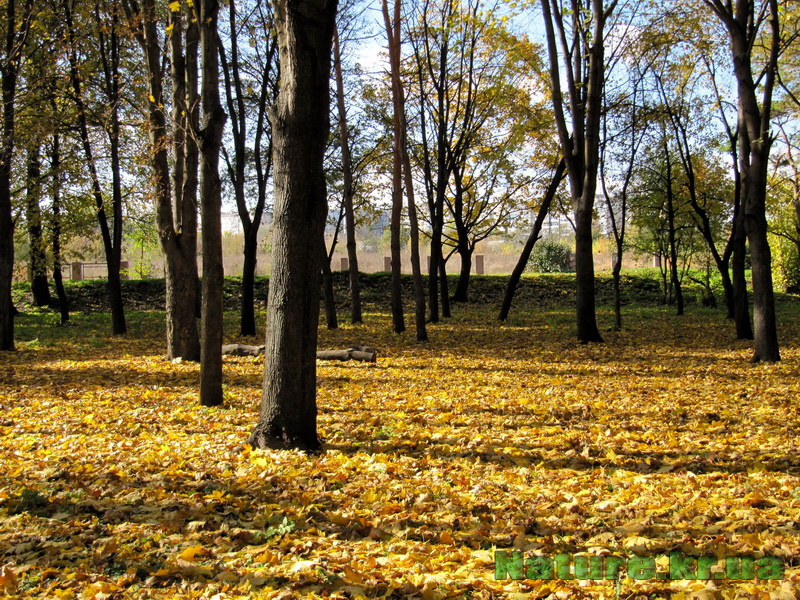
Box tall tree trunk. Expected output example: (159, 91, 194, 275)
(0, 0, 31, 351)
(102, 0, 126, 336)
(172, 7, 201, 358)
(131, 0, 200, 360)
(499, 159, 565, 321)
(218, 0, 274, 337)
(333, 28, 362, 325)
(439, 258, 450, 318)
(64, 0, 126, 335)
(392, 2, 426, 341)
(664, 147, 683, 315)
(25, 145, 51, 307)
(50, 132, 69, 325)
(198, 0, 227, 406)
(108, 93, 126, 334)
(731, 213, 752, 338)
(383, 0, 406, 335)
(185, 16, 201, 321)
(704, 0, 779, 361)
(321, 245, 338, 330)
(248, 0, 336, 451)
(428, 231, 441, 322)
(454, 244, 472, 302)
(450, 165, 472, 303)
(574, 200, 602, 340)
(611, 237, 622, 330)
(540, 0, 606, 344)
(241, 229, 259, 335)
(403, 148, 427, 341)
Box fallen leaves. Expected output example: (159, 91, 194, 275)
(1, 305, 799, 598)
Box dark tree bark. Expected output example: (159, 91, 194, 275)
(453, 251, 472, 303)
(25, 145, 51, 307)
(126, 0, 201, 361)
(403, 145, 428, 341)
(383, 0, 406, 335)
(63, 0, 126, 335)
(0, 0, 31, 351)
(219, 0, 276, 337)
(248, 0, 337, 451)
(198, 0, 227, 406)
(333, 27, 363, 325)
(656, 70, 739, 326)
(321, 243, 338, 330)
(384, 0, 426, 340)
(703, 0, 780, 361)
(408, 5, 452, 324)
(541, 0, 609, 343)
(439, 258, 451, 317)
(663, 146, 684, 316)
(451, 163, 471, 303)
(49, 132, 69, 325)
(702, 54, 752, 335)
(171, 7, 202, 358)
(601, 70, 645, 331)
(500, 159, 566, 321)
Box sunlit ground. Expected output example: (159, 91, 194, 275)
(1, 302, 799, 599)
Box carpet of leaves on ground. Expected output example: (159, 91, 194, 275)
(1, 305, 800, 599)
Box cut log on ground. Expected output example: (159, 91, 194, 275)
(221, 344, 265, 357)
(221, 343, 377, 362)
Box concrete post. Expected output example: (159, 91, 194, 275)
(475, 254, 485, 275)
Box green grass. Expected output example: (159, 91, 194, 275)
(10, 269, 800, 347)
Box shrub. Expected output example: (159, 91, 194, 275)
(528, 240, 573, 273)
(773, 237, 800, 293)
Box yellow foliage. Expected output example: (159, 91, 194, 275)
(0, 306, 798, 598)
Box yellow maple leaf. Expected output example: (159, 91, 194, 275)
(178, 544, 203, 562)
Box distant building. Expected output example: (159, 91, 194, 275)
(218, 212, 272, 235)
(221, 212, 242, 234)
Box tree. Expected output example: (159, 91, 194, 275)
(499, 158, 566, 321)
(62, 0, 128, 336)
(636, 10, 752, 337)
(702, 0, 786, 361)
(406, 0, 460, 323)
(219, 0, 278, 337)
(49, 129, 70, 325)
(540, 0, 615, 343)
(440, 14, 545, 303)
(600, 76, 646, 330)
(125, 0, 202, 361)
(697, 41, 753, 338)
(770, 122, 800, 290)
(0, 0, 34, 351)
(24, 144, 51, 307)
(198, 0, 227, 406)
(383, 0, 406, 335)
(383, 0, 427, 341)
(630, 133, 701, 310)
(332, 23, 363, 324)
(248, 0, 337, 451)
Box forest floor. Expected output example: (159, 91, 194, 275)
(2, 297, 800, 599)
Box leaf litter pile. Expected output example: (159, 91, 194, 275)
(1, 306, 800, 599)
